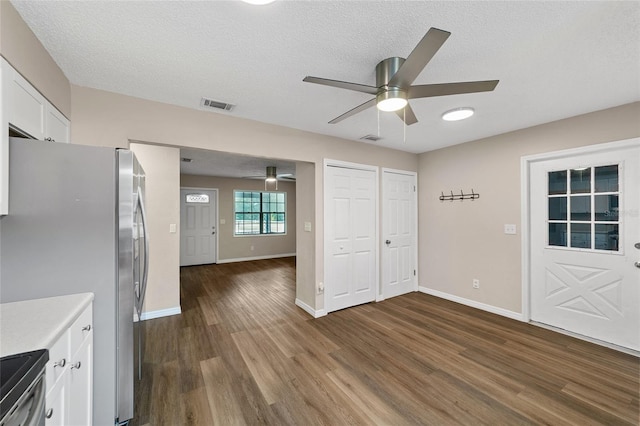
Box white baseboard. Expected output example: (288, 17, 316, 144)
(295, 298, 327, 318)
(216, 253, 296, 264)
(418, 286, 524, 321)
(138, 306, 182, 321)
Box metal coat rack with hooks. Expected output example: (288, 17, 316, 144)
(439, 189, 480, 202)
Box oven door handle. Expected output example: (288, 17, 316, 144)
(25, 375, 46, 426)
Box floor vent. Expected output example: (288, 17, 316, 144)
(200, 97, 235, 111)
(360, 134, 382, 142)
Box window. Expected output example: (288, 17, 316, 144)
(547, 165, 620, 251)
(234, 191, 286, 235)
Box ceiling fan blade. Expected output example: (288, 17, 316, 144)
(388, 28, 451, 88)
(395, 104, 418, 125)
(303, 76, 378, 95)
(408, 80, 499, 99)
(328, 98, 377, 124)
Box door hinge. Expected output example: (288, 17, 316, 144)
(413, 185, 416, 192)
(413, 269, 416, 276)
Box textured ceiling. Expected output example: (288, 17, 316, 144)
(10, 1, 640, 157)
(179, 147, 296, 179)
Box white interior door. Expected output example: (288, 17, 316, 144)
(325, 163, 377, 313)
(180, 188, 217, 266)
(530, 142, 640, 351)
(382, 169, 417, 299)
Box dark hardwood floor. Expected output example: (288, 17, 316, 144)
(131, 257, 639, 425)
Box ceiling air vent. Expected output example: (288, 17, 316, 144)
(360, 134, 382, 142)
(200, 97, 235, 111)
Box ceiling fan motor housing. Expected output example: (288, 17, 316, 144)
(376, 57, 405, 89)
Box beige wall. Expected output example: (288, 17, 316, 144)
(70, 85, 418, 313)
(295, 161, 316, 307)
(180, 174, 296, 262)
(0, 1, 70, 117)
(418, 102, 640, 314)
(130, 143, 181, 314)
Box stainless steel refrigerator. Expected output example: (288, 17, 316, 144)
(0, 137, 149, 426)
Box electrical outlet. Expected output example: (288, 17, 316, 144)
(473, 279, 480, 289)
(318, 282, 324, 294)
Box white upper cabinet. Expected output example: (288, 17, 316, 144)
(0, 58, 70, 214)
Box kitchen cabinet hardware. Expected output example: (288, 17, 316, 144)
(82, 325, 91, 332)
(54, 358, 66, 368)
(46, 408, 53, 419)
(71, 361, 82, 369)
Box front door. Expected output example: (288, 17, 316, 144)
(382, 169, 417, 299)
(180, 188, 217, 266)
(530, 141, 640, 350)
(325, 163, 377, 313)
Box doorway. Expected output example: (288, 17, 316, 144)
(523, 138, 640, 351)
(180, 188, 218, 266)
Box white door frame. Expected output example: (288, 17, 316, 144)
(323, 159, 379, 311)
(180, 186, 219, 264)
(521, 137, 640, 324)
(381, 168, 418, 300)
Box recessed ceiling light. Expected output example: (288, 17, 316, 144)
(242, 0, 276, 5)
(442, 107, 474, 121)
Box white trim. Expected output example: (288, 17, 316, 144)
(180, 186, 219, 265)
(520, 137, 640, 323)
(295, 298, 327, 318)
(216, 252, 296, 264)
(381, 168, 419, 300)
(419, 286, 524, 321)
(323, 159, 379, 313)
(139, 306, 182, 321)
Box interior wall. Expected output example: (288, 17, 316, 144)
(130, 143, 181, 314)
(70, 85, 418, 313)
(295, 161, 316, 308)
(418, 102, 640, 314)
(0, 1, 70, 117)
(180, 174, 296, 262)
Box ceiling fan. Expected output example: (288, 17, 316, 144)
(243, 167, 295, 189)
(303, 27, 499, 125)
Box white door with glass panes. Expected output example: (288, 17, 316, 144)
(180, 189, 217, 266)
(325, 163, 377, 313)
(382, 170, 417, 299)
(530, 142, 640, 350)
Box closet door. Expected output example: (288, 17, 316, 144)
(325, 163, 377, 313)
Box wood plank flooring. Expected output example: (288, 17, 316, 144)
(131, 257, 639, 425)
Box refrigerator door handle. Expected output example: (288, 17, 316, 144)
(137, 186, 150, 313)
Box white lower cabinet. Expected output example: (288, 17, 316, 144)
(45, 303, 93, 426)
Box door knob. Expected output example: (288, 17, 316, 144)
(385, 240, 391, 245)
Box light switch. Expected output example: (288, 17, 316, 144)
(220, 219, 226, 225)
(169, 223, 177, 233)
(504, 224, 517, 235)
(304, 221, 312, 232)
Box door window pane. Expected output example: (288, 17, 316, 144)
(595, 195, 618, 221)
(595, 224, 619, 251)
(570, 223, 591, 249)
(549, 223, 567, 247)
(548, 170, 567, 195)
(548, 197, 567, 220)
(570, 196, 591, 221)
(595, 165, 618, 193)
(570, 168, 591, 193)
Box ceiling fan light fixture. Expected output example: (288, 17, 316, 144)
(265, 166, 278, 182)
(241, 0, 276, 5)
(442, 107, 475, 121)
(376, 88, 408, 112)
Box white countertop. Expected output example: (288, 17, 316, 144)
(0, 293, 94, 357)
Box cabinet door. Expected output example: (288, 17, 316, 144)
(45, 106, 70, 143)
(68, 335, 93, 426)
(7, 67, 45, 139)
(45, 376, 67, 426)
